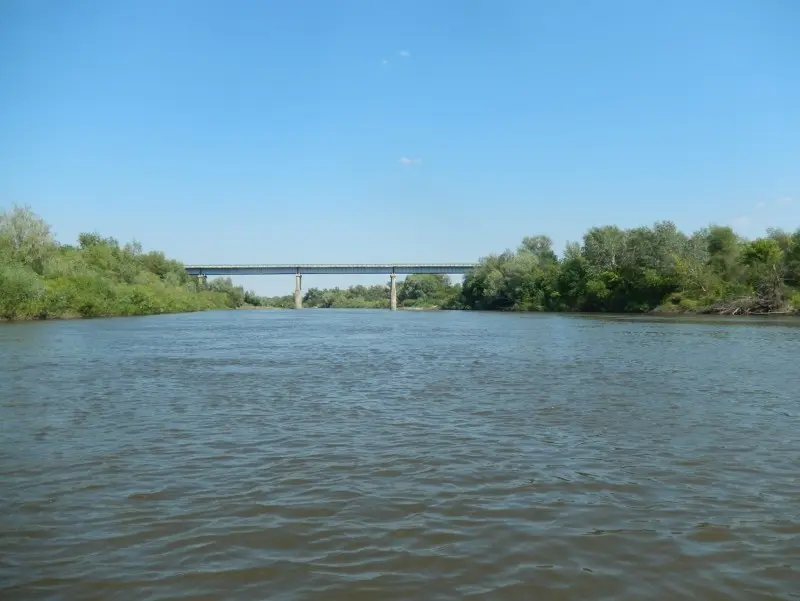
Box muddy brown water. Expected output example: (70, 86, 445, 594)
(1, 310, 798, 600)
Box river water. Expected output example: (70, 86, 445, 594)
(1, 310, 798, 600)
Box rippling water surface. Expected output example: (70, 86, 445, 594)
(1, 310, 799, 600)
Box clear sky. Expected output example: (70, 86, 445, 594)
(1, 0, 798, 295)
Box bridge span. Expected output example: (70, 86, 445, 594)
(183, 264, 478, 310)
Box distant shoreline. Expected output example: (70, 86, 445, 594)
(6, 305, 798, 325)
(3, 206, 798, 322)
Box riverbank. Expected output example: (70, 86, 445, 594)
(0, 306, 214, 323)
(3, 205, 799, 320)
(4, 303, 799, 324)
(1, 206, 252, 321)
(0, 289, 239, 322)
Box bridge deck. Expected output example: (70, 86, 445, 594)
(184, 264, 477, 276)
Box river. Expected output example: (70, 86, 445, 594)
(1, 310, 798, 600)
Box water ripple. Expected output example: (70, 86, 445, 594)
(1, 311, 799, 600)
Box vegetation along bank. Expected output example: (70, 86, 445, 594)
(1, 205, 798, 320)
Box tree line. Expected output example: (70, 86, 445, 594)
(0, 205, 249, 320)
(251, 274, 460, 309)
(457, 225, 799, 314)
(255, 222, 800, 315)
(2, 205, 799, 319)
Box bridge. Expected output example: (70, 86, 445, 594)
(183, 263, 477, 310)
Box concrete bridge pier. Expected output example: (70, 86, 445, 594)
(389, 273, 397, 311)
(294, 273, 303, 309)
(197, 274, 207, 287)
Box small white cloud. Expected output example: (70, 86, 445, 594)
(381, 59, 389, 65)
(399, 156, 422, 165)
(755, 201, 766, 209)
(776, 197, 794, 207)
(399, 50, 411, 58)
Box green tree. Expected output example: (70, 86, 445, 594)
(3, 205, 799, 319)
(0, 206, 251, 319)
(207, 277, 246, 307)
(461, 252, 515, 310)
(0, 263, 44, 319)
(519, 235, 558, 263)
(399, 274, 452, 306)
(555, 242, 590, 310)
(741, 237, 786, 309)
(0, 205, 57, 273)
(706, 225, 743, 284)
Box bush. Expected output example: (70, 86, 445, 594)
(790, 290, 800, 314)
(0, 263, 44, 319)
(0, 205, 256, 319)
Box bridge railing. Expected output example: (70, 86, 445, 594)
(184, 264, 478, 276)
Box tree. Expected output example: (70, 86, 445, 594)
(706, 225, 742, 282)
(740, 237, 786, 309)
(461, 252, 515, 310)
(0, 204, 57, 273)
(244, 290, 263, 306)
(519, 235, 558, 263)
(0, 206, 252, 318)
(582, 226, 628, 272)
(207, 277, 246, 307)
(399, 274, 451, 305)
(556, 242, 590, 310)
(767, 228, 800, 286)
(0, 263, 44, 319)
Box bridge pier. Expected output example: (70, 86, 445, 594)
(390, 273, 397, 311)
(294, 273, 302, 309)
(196, 274, 207, 287)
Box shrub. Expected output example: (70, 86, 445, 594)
(0, 263, 44, 319)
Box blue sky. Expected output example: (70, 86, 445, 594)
(1, 0, 798, 295)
